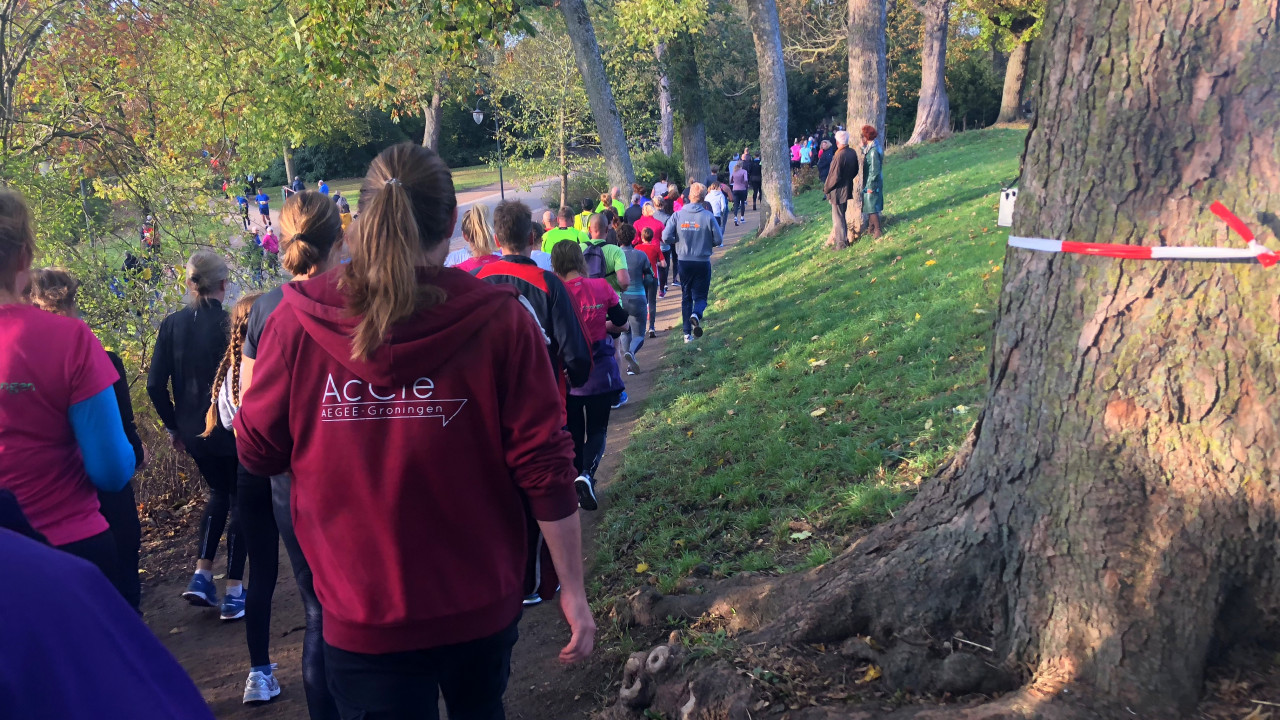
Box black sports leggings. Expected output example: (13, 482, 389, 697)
(272, 473, 340, 720)
(97, 482, 142, 612)
(59, 530, 119, 587)
(566, 393, 614, 480)
(237, 467, 278, 669)
(662, 245, 679, 288)
(192, 454, 246, 581)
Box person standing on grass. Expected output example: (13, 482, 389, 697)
(542, 206, 588, 254)
(317, 179, 330, 197)
(730, 161, 749, 226)
(790, 139, 802, 168)
(823, 130, 860, 251)
(291, 176, 305, 194)
(861, 125, 884, 239)
(24, 269, 145, 613)
(817, 139, 834, 183)
(582, 213, 631, 295)
(633, 227, 663, 338)
(616, 225, 654, 375)
(234, 144, 596, 718)
(237, 190, 345, 718)
(0, 190, 135, 590)
(662, 183, 722, 344)
(333, 192, 351, 215)
(551, 241, 629, 508)
(255, 189, 272, 226)
(147, 250, 247, 620)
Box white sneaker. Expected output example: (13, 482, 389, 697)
(243, 669, 281, 704)
(684, 334, 693, 343)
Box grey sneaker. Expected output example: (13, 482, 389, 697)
(243, 669, 281, 704)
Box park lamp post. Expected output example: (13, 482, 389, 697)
(472, 101, 506, 201)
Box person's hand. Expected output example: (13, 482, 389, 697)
(558, 589, 596, 663)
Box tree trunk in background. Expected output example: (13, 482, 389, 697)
(744, 0, 798, 235)
(846, 0, 887, 235)
(997, 39, 1030, 123)
(667, 34, 710, 185)
(559, 104, 569, 208)
(422, 91, 443, 150)
(656, 44, 675, 157)
(282, 141, 295, 183)
(559, 0, 635, 188)
(905, 0, 951, 144)
(606, 2, 1280, 717)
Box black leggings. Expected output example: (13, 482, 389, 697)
(662, 246, 679, 288)
(750, 181, 762, 207)
(566, 394, 614, 480)
(273, 473, 340, 720)
(237, 467, 278, 669)
(59, 530, 119, 587)
(192, 454, 246, 581)
(97, 482, 142, 612)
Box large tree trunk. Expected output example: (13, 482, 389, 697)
(422, 91, 443, 150)
(656, 44, 675, 157)
(558, 0, 635, 189)
(743, 0, 798, 236)
(667, 34, 710, 186)
(604, 1, 1280, 717)
(997, 40, 1029, 124)
(906, 0, 951, 145)
(846, 0, 887, 236)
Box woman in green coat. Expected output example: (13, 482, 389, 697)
(861, 125, 884, 238)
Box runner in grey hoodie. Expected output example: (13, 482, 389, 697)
(661, 183, 723, 342)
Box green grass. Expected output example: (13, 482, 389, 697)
(592, 128, 1024, 599)
(307, 164, 505, 211)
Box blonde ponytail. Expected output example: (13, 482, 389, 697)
(202, 293, 262, 437)
(341, 144, 456, 362)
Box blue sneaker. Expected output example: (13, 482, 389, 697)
(182, 573, 218, 607)
(611, 391, 628, 409)
(220, 589, 246, 621)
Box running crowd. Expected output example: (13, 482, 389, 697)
(0, 142, 748, 719)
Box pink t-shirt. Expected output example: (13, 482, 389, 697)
(0, 304, 119, 546)
(562, 276, 617, 346)
(261, 232, 279, 254)
(456, 253, 502, 274)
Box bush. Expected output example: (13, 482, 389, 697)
(792, 165, 820, 195)
(635, 151, 684, 193)
(542, 169, 609, 212)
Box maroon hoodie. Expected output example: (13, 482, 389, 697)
(234, 267, 578, 654)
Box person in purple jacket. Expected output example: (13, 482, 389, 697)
(0, 525, 216, 720)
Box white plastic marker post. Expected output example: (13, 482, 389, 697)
(1008, 202, 1279, 268)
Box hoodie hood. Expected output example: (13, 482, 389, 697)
(283, 266, 521, 387)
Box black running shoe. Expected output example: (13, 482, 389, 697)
(690, 314, 703, 338)
(574, 475, 598, 511)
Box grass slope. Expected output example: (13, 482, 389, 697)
(594, 128, 1024, 598)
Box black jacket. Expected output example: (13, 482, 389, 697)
(147, 299, 235, 457)
(817, 150, 833, 183)
(823, 146, 860, 205)
(107, 352, 144, 467)
(477, 256, 592, 388)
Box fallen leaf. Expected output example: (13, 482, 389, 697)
(810, 407, 827, 417)
(914, 312, 921, 321)
(772, 325, 781, 331)
(790, 530, 813, 541)
(636, 563, 650, 573)
(808, 359, 827, 367)
(858, 665, 882, 683)
(924, 419, 934, 430)
(925, 259, 937, 266)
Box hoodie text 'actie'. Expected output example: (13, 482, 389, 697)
(320, 373, 467, 425)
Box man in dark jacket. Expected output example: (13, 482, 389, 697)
(822, 130, 860, 250)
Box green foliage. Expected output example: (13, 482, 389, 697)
(947, 53, 1003, 129)
(792, 165, 820, 194)
(707, 137, 754, 176)
(635, 151, 685, 191)
(543, 168, 610, 212)
(591, 129, 1025, 598)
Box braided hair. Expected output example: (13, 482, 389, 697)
(201, 292, 262, 437)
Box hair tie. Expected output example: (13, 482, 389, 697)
(386, 178, 402, 187)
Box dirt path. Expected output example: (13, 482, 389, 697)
(143, 204, 762, 719)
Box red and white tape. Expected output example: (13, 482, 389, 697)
(1008, 202, 1279, 268)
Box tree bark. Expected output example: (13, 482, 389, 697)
(282, 141, 295, 183)
(667, 34, 710, 187)
(846, 0, 887, 236)
(558, 0, 635, 189)
(997, 40, 1029, 124)
(422, 91, 443, 150)
(744, 0, 798, 236)
(905, 0, 951, 145)
(606, 1, 1280, 717)
(656, 44, 675, 157)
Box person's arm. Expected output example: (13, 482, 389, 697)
(145, 318, 180, 437)
(822, 157, 841, 194)
(661, 215, 677, 244)
(711, 213, 724, 246)
(233, 324, 294, 477)
(605, 302, 629, 335)
(107, 352, 144, 468)
(497, 299, 594, 663)
(69, 388, 136, 493)
(547, 275, 593, 388)
(614, 267, 630, 292)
